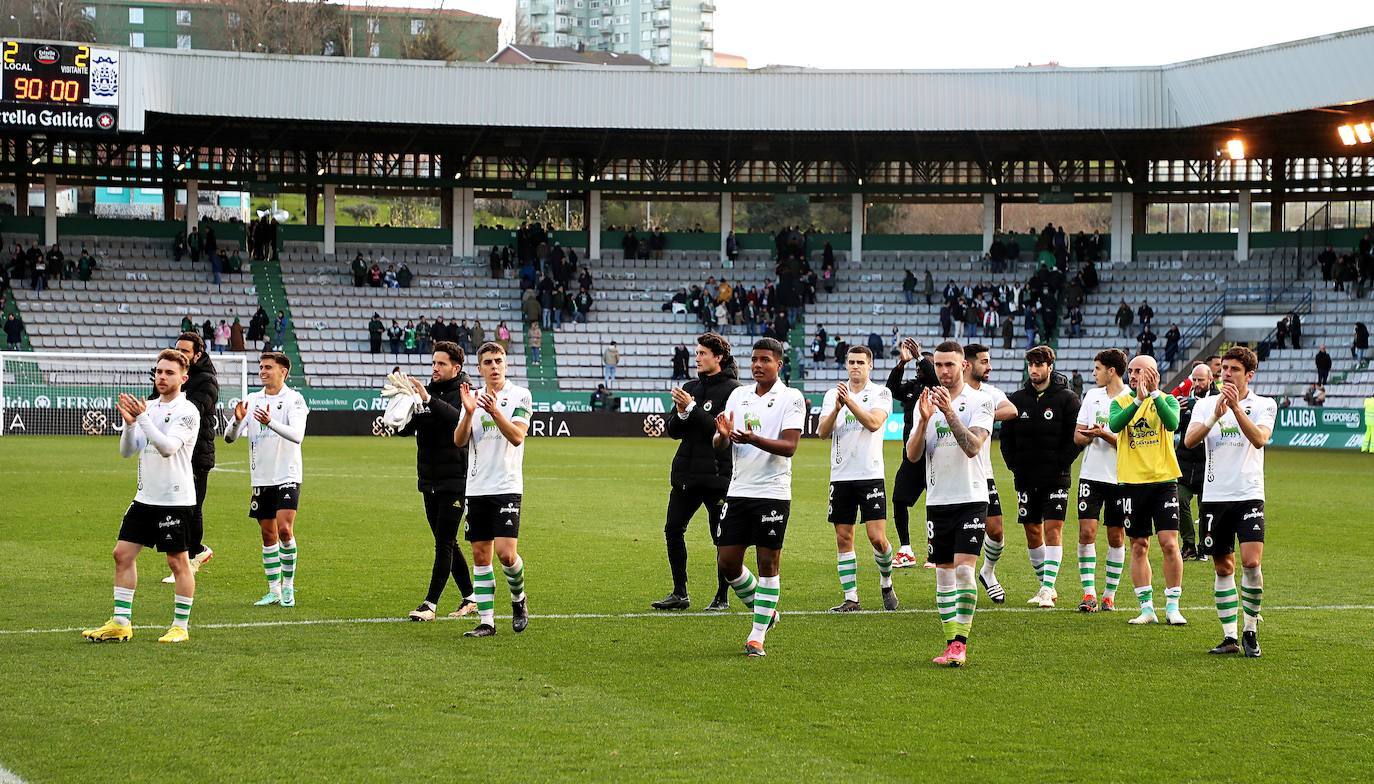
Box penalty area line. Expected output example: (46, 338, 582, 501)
(0, 763, 28, 784)
(2, 604, 1373, 636)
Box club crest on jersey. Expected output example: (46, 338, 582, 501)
(767, 399, 775, 407)
(1043, 409, 1054, 420)
(703, 401, 713, 412)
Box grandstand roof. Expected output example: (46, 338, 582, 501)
(112, 26, 1374, 138)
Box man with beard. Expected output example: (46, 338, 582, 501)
(651, 333, 741, 611)
(1175, 363, 1216, 562)
(402, 341, 478, 621)
(159, 332, 219, 585)
(885, 338, 938, 568)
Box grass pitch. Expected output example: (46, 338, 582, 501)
(1, 436, 1372, 783)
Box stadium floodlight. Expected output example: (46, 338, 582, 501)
(1338, 125, 1358, 145)
(1225, 138, 1245, 160)
(316, 166, 326, 176)
(1355, 123, 1373, 144)
(30, 156, 40, 164)
(857, 177, 863, 186)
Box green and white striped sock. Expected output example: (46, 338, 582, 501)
(503, 556, 526, 602)
(113, 586, 134, 626)
(1077, 543, 1097, 596)
(953, 565, 977, 642)
(729, 567, 757, 610)
(748, 576, 779, 644)
(1164, 585, 1182, 614)
(836, 551, 858, 602)
(172, 594, 193, 630)
(1241, 566, 1263, 633)
(1040, 545, 1062, 590)
(261, 544, 281, 594)
(980, 535, 1004, 579)
(1135, 585, 1155, 612)
(935, 568, 958, 641)
(473, 565, 496, 626)
(1027, 545, 1045, 582)
(1103, 545, 1126, 599)
(279, 539, 297, 589)
(873, 545, 894, 589)
(1214, 574, 1239, 639)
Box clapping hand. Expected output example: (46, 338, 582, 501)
(835, 382, 850, 409)
(458, 383, 478, 414)
(253, 405, 272, 424)
(671, 387, 693, 413)
(233, 400, 248, 422)
(917, 388, 936, 421)
(729, 417, 756, 445)
(116, 393, 142, 425)
(715, 412, 734, 440)
(929, 385, 953, 415)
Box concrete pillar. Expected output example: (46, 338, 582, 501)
(461, 188, 475, 257)
(1110, 191, 1134, 262)
(184, 180, 199, 240)
(981, 193, 997, 253)
(323, 184, 336, 256)
(14, 173, 28, 218)
(719, 191, 733, 263)
(305, 187, 319, 227)
(451, 187, 475, 257)
(43, 173, 57, 246)
(850, 192, 864, 263)
(588, 189, 602, 260)
(1269, 156, 1287, 233)
(1236, 190, 1251, 263)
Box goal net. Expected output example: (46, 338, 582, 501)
(0, 351, 250, 437)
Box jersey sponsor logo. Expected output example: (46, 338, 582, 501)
(1243, 508, 1264, 521)
(760, 510, 784, 524)
(1049, 489, 1068, 501)
(865, 487, 884, 500)
(744, 413, 762, 430)
(1163, 497, 1179, 510)
(158, 516, 180, 529)
(499, 503, 520, 514)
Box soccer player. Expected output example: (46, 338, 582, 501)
(818, 345, 898, 612)
(906, 340, 994, 667)
(1175, 363, 1217, 562)
(1108, 354, 1186, 626)
(962, 343, 1018, 603)
(159, 331, 218, 584)
(225, 352, 309, 608)
(885, 338, 938, 567)
(1001, 345, 1081, 608)
(452, 342, 533, 638)
(1183, 346, 1276, 657)
(401, 341, 478, 621)
(83, 349, 201, 643)
(1073, 349, 1129, 612)
(713, 338, 805, 657)
(652, 332, 741, 611)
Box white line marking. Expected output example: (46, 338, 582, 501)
(4, 604, 1372, 637)
(0, 764, 28, 784)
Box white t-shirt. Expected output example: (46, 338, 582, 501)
(1076, 386, 1120, 484)
(823, 380, 892, 482)
(919, 385, 996, 506)
(1192, 391, 1277, 502)
(968, 382, 1007, 479)
(724, 382, 807, 500)
(226, 387, 309, 486)
(465, 381, 533, 497)
(125, 394, 200, 506)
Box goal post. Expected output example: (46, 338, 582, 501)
(0, 351, 250, 437)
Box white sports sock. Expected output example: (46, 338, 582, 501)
(1027, 545, 1046, 581)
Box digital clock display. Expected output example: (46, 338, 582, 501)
(2, 40, 119, 108)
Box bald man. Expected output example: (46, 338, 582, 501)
(1174, 363, 1216, 561)
(1108, 354, 1186, 626)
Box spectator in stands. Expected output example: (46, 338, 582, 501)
(387, 320, 403, 356)
(30, 242, 46, 293)
(455, 320, 472, 354)
(214, 320, 230, 354)
(822, 241, 835, 270)
(982, 306, 999, 340)
(867, 332, 884, 358)
(403, 321, 417, 354)
(963, 299, 981, 341)
(590, 384, 612, 411)
(1137, 299, 1154, 329)
(383, 265, 399, 288)
(1275, 316, 1290, 350)
(1001, 313, 1014, 349)
(1304, 383, 1326, 407)
(397, 263, 413, 288)
(537, 273, 554, 329)
(368, 263, 383, 287)
(368, 313, 384, 354)
(726, 231, 738, 262)
(551, 286, 566, 329)
(671, 345, 690, 380)
(938, 302, 953, 338)
(833, 336, 848, 368)
(902, 270, 917, 305)
(180, 315, 195, 335)
(1164, 324, 1181, 366)
(275, 311, 288, 345)
(1115, 300, 1133, 338)
(1319, 247, 1336, 283)
(603, 341, 620, 387)
(430, 316, 448, 346)
(521, 289, 540, 326)
(1315, 345, 1332, 386)
(174, 229, 187, 262)
(188, 227, 201, 264)
(203, 223, 218, 267)
(1354, 322, 1370, 362)
(209, 245, 223, 286)
(1289, 311, 1303, 349)
(942, 280, 959, 304)
(528, 322, 542, 366)
(231, 317, 246, 352)
(496, 320, 511, 352)
(200, 318, 214, 350)
(1070, 369, 1085, 399)
(472, 320, 486, 350)
(1137, 325, 1158, 358)
(1023, 304, 1039, 350)
(1067, 304, 1083, 338)
(226, 249, 243, 275)
(578, 265, 593, 292)
(351, 254, 367, 287)
(417, 316, 432, 355)
(4, 312, 23, 349)
(489, 247, 502, 279)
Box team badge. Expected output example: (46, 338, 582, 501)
(1043, 410, 1054, 420)
(703, 401, 713, 412)
(767, 400, 774, 407)
(91, 56, 120, 98)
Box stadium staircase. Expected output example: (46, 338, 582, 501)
(251, 261, 306, 382)
(524, 329, 560, 395)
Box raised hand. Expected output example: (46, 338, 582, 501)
(116, 393, 138, 425)
(715, 412, 734, 440)
(458, 383, 478, 413)
(835, 382, 850, 408)
(670, 387, 693, 413)
(730, 416, 756, 445)
(253, 405, 272, 424)
(917, 387, 936, 421)
(408, 376, 430, 402)
(233, 400, 248, 422)
(121, 393, 146, 419)
(930, 385, 953, 415)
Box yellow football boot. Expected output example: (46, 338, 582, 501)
(84, 619, 133, 642)
(157, 626, 189, 644)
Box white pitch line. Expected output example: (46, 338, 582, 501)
(3, 604, 1373, 637)
(0, 764, 27, 784)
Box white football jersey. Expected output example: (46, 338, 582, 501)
(1076, 386, 1120, 484)
(724, 382, 807, 500)
(919, 385, 995, 506)
(1192, 391, 1277, 502)
(466, 381, 533, 497)
(227, 387, 309, 486)
(823, 381, 892, 482)
(969, 382, 1007, 478)
(124, 394, 200, 506)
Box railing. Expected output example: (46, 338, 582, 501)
(1167, 293, 1227, 374)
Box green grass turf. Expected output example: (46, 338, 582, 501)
(1, 437, 1371, 782)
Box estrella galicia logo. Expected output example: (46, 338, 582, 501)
(91, 56, 120, 97)
(34, 46, 60, 65)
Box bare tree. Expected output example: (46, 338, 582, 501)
(0, 0, 96, 42)
(511, 9, 540, 46)
(401, 17, 457, 62)
(216, 0, 342, 56)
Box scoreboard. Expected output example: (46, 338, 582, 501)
(0, 41, 120, 133)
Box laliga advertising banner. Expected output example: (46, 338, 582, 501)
(1267, 407, 1366, 450)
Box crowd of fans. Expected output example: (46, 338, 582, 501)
(367, 313, 513, 359)
(349, 253, 417, 288)
(1317, 231, 1374, 296)
(4, 242, 100, 293)
(173, 307, 279, 354)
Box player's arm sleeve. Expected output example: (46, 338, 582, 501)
(224, 412, 250, 443)
(1108, 397, 1137, 433)
(781, 391, 806, 433)
(1155, 393, 1180, 431)
(885, 364, 906, 399)
(119, 422, 146, 457)
(137, 411, 194, 457)
(266, 399, 308, 444)
(510, 390, 533, 425)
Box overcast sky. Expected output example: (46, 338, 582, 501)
(432, 0, 1371, 69)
